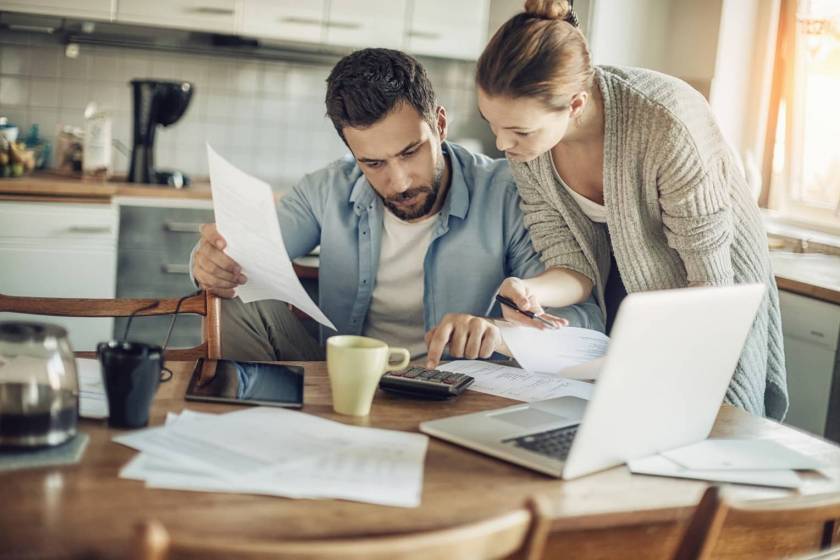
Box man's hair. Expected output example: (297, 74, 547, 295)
(325, 48, 437, 141)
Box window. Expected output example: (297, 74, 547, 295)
(767, 0, 840, 232)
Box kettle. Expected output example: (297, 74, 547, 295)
(0, 322, 79, 447)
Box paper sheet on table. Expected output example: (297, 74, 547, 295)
(75, 358, 109, 419)
(206, 144, 335, 330)
(499, 325, 609, 379)
(115, 408, 428, 508)
(661, 439, 826, 471)
(627, 455, 803, 489)
(438, 360, 593, 402)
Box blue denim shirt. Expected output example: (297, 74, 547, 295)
(276, 142, 603, 343)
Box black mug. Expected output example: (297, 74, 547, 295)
(97, 340, 163, 429)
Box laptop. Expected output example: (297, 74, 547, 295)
(420, 284, 766, 479)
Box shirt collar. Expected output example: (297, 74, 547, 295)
(348, 141, 470, 220)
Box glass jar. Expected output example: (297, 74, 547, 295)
(0, 322, 79, 447)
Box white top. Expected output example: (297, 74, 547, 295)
(363, 209, 438, 357)
(550, 156, 607, 223)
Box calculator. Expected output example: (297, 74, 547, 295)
(379, 366, 474, 400)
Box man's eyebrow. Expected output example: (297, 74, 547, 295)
(358, 140, 423, 163)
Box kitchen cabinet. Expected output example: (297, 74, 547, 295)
(0, 201, 118, 352)
(325, 0, 407, 50)
(406, 0, 490, 60)
(239, 0, 327, 44)
(116, 0, 237, 34)
(114, 200, 214, 350)
(779, 290, 840, 440)
(0, 0, 113, 21)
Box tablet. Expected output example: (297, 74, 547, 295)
(184, 359, 304, 408)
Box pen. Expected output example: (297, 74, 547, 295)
(495, 294, 558, 328)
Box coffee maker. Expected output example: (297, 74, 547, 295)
(127, 80, 193, 187)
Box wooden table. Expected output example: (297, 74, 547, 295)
(2, 361, 839, 559)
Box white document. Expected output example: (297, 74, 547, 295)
(207, 144, 335, 330)
(438, 360, 593, 402)
(499, 325, 609, 379)
(75, 358, 109, 419)
(661, 439, 827, 471)
(627, 454, 803, 489)
(115, 407, 428, 508)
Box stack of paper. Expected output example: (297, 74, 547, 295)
(76, 358, 108, 419)
(628, 439, 827, 489)
(114, 407, 429, 507)
(498, 325, 609, 380)
(438, 360, 594, 402)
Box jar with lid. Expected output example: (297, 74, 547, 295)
(0, 322, 79, 447)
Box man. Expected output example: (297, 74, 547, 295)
(192, 48, 602, 368)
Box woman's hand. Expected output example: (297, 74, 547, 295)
(497, 277, 568, 329)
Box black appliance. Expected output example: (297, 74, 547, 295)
(127, 79, 193, 187)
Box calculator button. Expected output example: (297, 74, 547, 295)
(430, 371, 449, 381)
(442, 375, 460, 384)
(402, 368, 422, 378)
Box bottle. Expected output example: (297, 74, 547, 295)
(83, 102, 112, 179)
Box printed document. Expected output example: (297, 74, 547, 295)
(76, 358, 108, 419)
(499, 325, 609, 379)
(438, 360, 593, 402)
(207, 144, 335, 330)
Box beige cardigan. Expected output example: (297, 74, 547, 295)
(510, 66, 788, 420)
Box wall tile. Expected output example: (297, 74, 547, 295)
(0, 45, 29, 75)
(58, 80, 90, 110)
(59, 47, 91, 80)
(29, 47, 60, 78)
(0, 76, 29, 106)
(28, 78, 60, 108)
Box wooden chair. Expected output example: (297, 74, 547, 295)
(0, 290, 221, 360)
(674, 486, 840, 560)
(133, 496, 552, 560)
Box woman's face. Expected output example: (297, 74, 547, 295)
(477, 89, 570, 163)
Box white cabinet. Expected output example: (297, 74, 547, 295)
(239, 0, 327, 43)
(779, 290, 840, 437)
(325, 0, 407, 49)
(406, 0, 490, 60)
(0, 202, 119, 353)
(117, 0, 237, 34)
(0, 0, 113, 21)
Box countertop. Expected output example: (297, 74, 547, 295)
(0, 172, 212, 202)
(770, 252, 840, 306)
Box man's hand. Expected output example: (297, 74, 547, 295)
(497, 276, 567, 329)
(192, 223, 246, 298)
(425, 314, 503, 369)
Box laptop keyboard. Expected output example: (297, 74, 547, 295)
(504, 424, 580, 461)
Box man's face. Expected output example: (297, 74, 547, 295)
(343, 102, 447, 221)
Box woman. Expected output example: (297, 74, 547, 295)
(476, 0, 787, 419)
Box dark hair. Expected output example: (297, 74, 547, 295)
(476, 0, 593, 111)
(325, 48, 437, 140)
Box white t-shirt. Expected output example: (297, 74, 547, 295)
(363, 209, 438, 358)
(550, 156, 607, 223)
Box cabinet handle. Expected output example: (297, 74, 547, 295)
(65, 225, 112, 234)
(809, 330, 825, 339)
(187, 7, 235, 16)
(408, 30, 441, 39)
(162, 264, 191, 275)
(326, 20, 362, 30)
(164, 222, 203, 233)
(280, 16, 323, 26)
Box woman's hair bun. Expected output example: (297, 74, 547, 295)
(523, 0, 579, 27)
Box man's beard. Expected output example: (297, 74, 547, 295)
(383, 156, 446, 221)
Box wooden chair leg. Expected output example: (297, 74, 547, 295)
(673, 486, 729, 560)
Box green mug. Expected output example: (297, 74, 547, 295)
(326, 335, 410, 416)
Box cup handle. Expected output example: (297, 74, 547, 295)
(385, 348, 411, 371)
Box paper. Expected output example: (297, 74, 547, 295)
(661, 439, 827, 471)
(438, 360, 594, 402)
(114, 407, 428, 508)
(207, 144, 335, 330)
(627, 454, 803, 489)
(499, 325, 609, 379)
(76, 358, 109, 419)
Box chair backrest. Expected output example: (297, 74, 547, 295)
(674, 486, 840, 560)
(134, 497, 551, 560)
(0, 290, 220, 360)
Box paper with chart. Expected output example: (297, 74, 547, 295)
(114, 407, 428, 507)
(499, 325, 609, 379)
(207, 144, 335, 330)
(438, 360, 594, 402)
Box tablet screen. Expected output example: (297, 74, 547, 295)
(184, 359, 304, 408)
